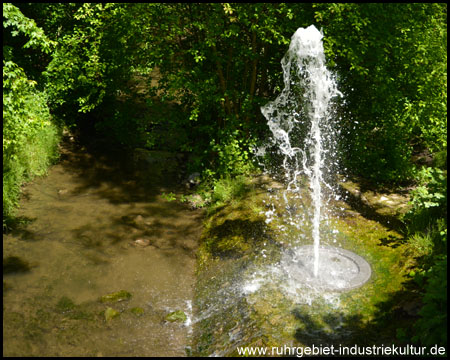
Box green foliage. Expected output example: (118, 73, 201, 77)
(314, 3, 447, 183)
(3, 5, 60, 225)
(27, 3, 447, 185)
(206, 130, 257, 179)
(3, 62, 46, 158)
(407, 232, 434, 258)
(403, 166, 447, 347)
(120, 3, 310, 177)
(211, 175, 250, 206)
(3, 65, 60, 224)
(404, 167, 447, 233)
(189, 175, 251, 216)
(412, 254, 447, 347)
(3, 51, 59, 226)
(161, 192, 177, 202)
(44, 3, 139, 114)
(433, 150, 447, 170)
(3, 3, 55, 54)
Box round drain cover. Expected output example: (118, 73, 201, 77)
(280, 245, 371, 291)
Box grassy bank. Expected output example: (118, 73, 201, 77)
(3, 61, 60, 230)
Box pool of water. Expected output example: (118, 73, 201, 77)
(3, 137, 203, 356)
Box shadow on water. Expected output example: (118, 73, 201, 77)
(60, 135, 161, 202)
(3, 255, 31, 274)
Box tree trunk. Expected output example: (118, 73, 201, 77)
(213, 45, 233, 118)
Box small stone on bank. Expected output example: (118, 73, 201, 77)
(134, 238, 151, 247)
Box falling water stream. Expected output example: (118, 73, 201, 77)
(261, 25, 342, 278)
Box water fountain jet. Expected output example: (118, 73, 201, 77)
(260, 25, 371, 292)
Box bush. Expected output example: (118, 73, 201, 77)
(404, 166, 447, 347)
(413, 254, 447, 347)
(404, 167, 447, 234)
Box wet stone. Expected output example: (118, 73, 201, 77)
(133, 238, 151, 247)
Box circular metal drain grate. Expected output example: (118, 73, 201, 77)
(281, 245, 372, 291)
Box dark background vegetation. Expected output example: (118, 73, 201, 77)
(3, 3, 446, 348)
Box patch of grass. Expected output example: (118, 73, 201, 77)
(192, 175, 253, 215)
(211, 175, 250, 205)
(3, 124, 60, 231)
(408, 232, 434, 257)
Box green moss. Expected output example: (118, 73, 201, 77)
(130, 307, 145, 316)
(198, 177, 274, 268)
(104, 307, 120, 321)
(99, 290, 132, 303)
(165, 310, 187, 322)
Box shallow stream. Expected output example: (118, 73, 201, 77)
(3, 136, 203, 356)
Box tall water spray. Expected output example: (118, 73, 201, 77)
(261, 25, 341, 277)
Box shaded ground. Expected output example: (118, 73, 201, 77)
(337, 176, 411, 233)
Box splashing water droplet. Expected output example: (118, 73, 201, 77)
(260, 25, 341, 276)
